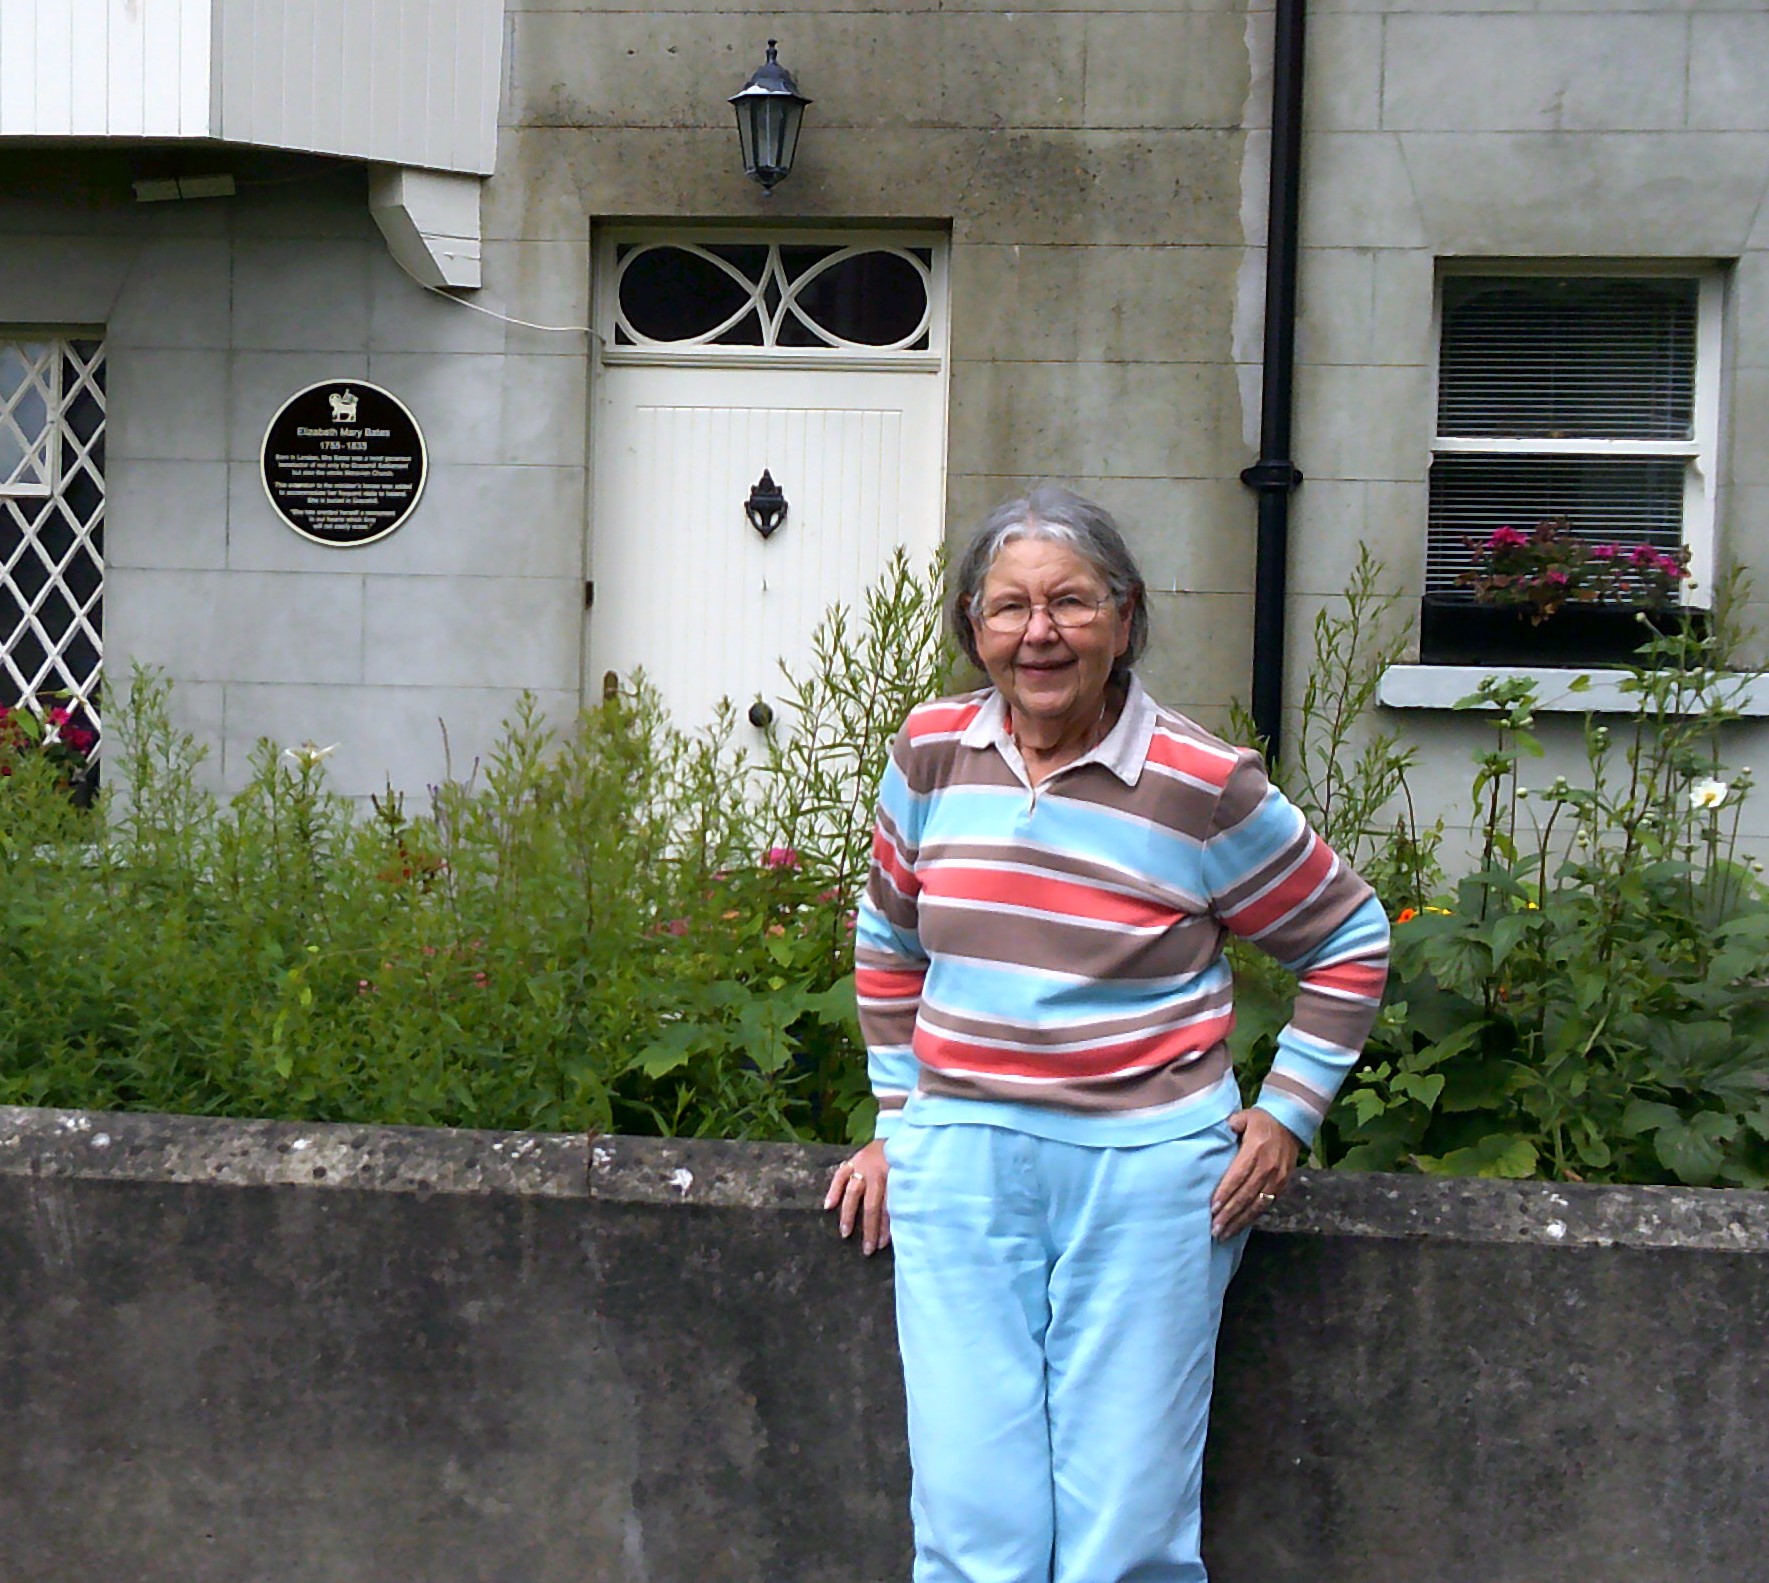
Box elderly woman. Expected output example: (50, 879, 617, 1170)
(823, 486, 1390, 1583)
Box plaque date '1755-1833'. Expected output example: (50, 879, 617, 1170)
(260, 381, 428, 547)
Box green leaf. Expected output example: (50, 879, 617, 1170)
(637, 1022, 702, 1079)
(1654, 1122, 1724, 1186)
(845, 1095, 879, 1146)
(1620, 1098, 1682, 1137)
(1418, 1134, 1539, 1179)
(737, 997, 796, 1074)
(1571, 1122, 1612, 1170)
(1348, 1087, 1389, 1127)
(1486, 913, 1533, 969)
(1436, 1058, 1517, 1114)
(1391, 1071, 1446, 1110)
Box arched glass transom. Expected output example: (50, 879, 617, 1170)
(612, 241, 935, 353)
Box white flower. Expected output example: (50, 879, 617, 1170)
(282, 740, 339, 770)
(1689, 776, 1729, 811)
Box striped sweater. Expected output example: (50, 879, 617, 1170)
(855, 678, 1391, 1148)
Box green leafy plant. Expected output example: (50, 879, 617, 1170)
(762, 546, 959, 902)
(1229, 558, 1769, 1187)
(1226, 547, 1443, 1104)
(1322, 601, 1769, 1187)
(0, 551, 953, 1147)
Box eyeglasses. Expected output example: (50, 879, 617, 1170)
(973, 593, 1114, 635)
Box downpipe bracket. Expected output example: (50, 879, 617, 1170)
(1240, 459, 1304, 493)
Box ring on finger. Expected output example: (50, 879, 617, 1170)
(1257, 1191, 1277, 1204)
(849, 1170, 866, 1189)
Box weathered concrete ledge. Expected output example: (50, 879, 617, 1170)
(7, 1103, 1768, 1251)
(2, 1104, 1766, 1583)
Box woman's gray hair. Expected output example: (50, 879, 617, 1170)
(952, 485, 1150, 684)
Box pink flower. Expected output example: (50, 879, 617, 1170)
(1487, 526, 1529, 550)
(47, 706, 69, 726)
(357, 979, 375, 994)
(1629, 544, 1657, 567)
(1545, 568, 1570, 586)
(763, 846, 800, 870)
(473, 971, 489, 988)
(1591, 543, 1620, 561)
(666, 918, 690, 936)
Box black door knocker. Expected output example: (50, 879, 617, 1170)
(745, 469, 788, 539)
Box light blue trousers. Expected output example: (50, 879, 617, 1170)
(885, 1120, 1247, 1583)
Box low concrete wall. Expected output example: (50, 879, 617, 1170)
(2, 1106, 1766, 1583)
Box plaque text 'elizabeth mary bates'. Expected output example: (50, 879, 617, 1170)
(261, 381, 428, 548)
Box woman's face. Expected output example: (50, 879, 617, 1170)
(969, 537, 1133, 730)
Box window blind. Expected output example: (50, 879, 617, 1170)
(1425, 455, 1686, 594)
(1428, 274, 1705, 604)
(1437, 276, 1698, 441)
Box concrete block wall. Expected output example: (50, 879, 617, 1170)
(2, 1106, 1768, 1583)
(0, 149, 587, 799)
(1290, 0, 1769, 859)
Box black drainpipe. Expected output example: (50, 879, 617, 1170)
(1240, 0, 1307, 765)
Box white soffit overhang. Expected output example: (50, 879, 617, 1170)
(0, 0, 502, 287)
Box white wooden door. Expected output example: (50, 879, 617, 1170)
(587, 233, 947, 737)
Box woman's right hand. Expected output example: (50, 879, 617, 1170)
(823, 1137, 891, 1255)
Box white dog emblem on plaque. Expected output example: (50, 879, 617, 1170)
(328, 389, 360, 424)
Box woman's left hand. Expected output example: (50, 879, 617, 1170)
(1210, 1108, 1303, 1240)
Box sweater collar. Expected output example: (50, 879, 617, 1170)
(959, 674, 1157, 788)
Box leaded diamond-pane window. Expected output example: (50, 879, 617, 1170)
(1, 337, 105, 741)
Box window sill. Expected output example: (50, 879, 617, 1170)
(1378, 665, 1769, 716)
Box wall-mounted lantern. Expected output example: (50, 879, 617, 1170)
(730, 40, 811, 194)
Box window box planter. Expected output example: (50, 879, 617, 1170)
(1418, 595, 1702, 668)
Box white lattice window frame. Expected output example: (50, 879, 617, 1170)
(1, 338, 59, 499)
(1427, 260, 1725, 611)
(1, 331, 106, 739)
(595, 228, 949, 372)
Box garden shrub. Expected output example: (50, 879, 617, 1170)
(6, 541, 1766, 1188)
(0, 550, 953, 1147)
(1232, 564, 1769, 1188)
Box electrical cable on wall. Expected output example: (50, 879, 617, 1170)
(390, 252, 594, 338)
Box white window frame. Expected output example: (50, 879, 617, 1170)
(594, 227, 949, 374)
(1, 329, 106, 729)
(0, 338, 59, 500)
(1428, 260, 1725, 610)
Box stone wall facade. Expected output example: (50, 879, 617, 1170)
(2, 0, 1768, 850)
